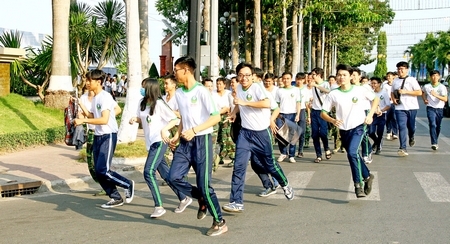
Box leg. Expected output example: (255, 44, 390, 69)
(297, 109, 306, 155)
(311, 110, 323, 158)
(143, 142, 168, 207)
(395, 109, 408, 150)
(229, 129, 252, 204)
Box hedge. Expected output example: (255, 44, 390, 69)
(0, 126, 65, 152)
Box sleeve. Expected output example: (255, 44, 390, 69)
(159, 100, 178, 124)
(275, 89, 281, 103)
(321, 92, 333, 112)
(296, 87, 301, 102)
(440, 85, 448, 97)
(100, 93, 114, 113)
(136, 99, 143, 117)
(255, 83, 268, 101)
(364, 87, 376, 101)
(201, 88, 219, 116)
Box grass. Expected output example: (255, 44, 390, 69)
(0, 93, 64, 134)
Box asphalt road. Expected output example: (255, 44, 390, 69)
(1, 102, 450, 244)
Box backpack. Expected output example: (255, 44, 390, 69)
(64, 99, 78, 146)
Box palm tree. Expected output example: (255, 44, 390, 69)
(139, 0, 150, 76)
(46, 0, 73, 109)
(436, 31, 450, 73)
(253, 0, 261, 68)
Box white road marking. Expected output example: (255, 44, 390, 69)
(268, 171, 315, 199)
(347, 171, 380, 201)
(414, 172, 450, 202)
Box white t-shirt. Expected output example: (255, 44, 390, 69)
(236, 82, 271, 130)
(360, 84, 373, 110)
(299, 86, 312, 110)
(91, 90, 118, 135)
(382, 81, 394, 103)
(175, 83, 218, 135)
(80, 93, 95, 130)
(136, 99, 178, 150)
(267, 86, 279, 101)
(423, 83, 447, 109)
(117, 79, 125, 93)
(215, 90, 231, 112)
(392, 76, 421, 110)
(276, 86, 300, 114)
(374, 90, 391, 113)
(163, 94, 178, 111)
(311, 81, 330, 110)
(322, 85, 376, 130)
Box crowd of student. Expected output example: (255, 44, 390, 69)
(72, 57, 446, 237)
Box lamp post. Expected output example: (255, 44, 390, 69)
(220, 11, 238, 72)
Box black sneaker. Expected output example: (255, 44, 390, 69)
(101, 198, 124, 208)
(206, 219, 228, 236)
(409, 137, 415, 147)
(197, 198, 207, 220)
(355, 186, 365, 198)
(364, 174, 374, 195)
(375, 148, 381, 155)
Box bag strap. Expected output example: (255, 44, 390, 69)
(314, 87, 323, 106)
(400, 76, 408, 89)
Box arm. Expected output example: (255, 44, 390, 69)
(430, 90, 448, 102)
(161, 118, 180, 144)
(182, 114, 221, 141)
(74, 109, 111, 126)
(421, 89, 428, 105)
(270, 107, 280, 134)
(365, 97, 380, 125)
(400, 89, 422, 96)
(114, 104, 121, 116)
(234, 98, 270, 108)
(314, 83, 330, 94)
(295, 101, 301, 122)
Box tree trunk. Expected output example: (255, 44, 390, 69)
(139, 0, 149, 76)
(118, 0, 142, 143)
(291, 0, 299, 76)
(245, 18, 252, 63)
(47, 0, 73, 109)
(316, 31, 322, 68)
(278, 0, 288, 76)
(269, 36, 274, 73)
(274, 36, 280, 76)
(311, 32, 316, 70)
(231, 12, 239, 71)
(263, 30, 269, 72)
(253, 0, 261, 68)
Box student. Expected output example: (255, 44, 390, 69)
(215, 77, 232, 165)
(390, 61, 422, 156)
(310, 67, 331, 163)
(321, 64, 378, 198)
(383, 72, 398, 140)
(167, 56, 227, 237)
(295, 72, 311, 158)
(263, 72, 279, 100)
(422, 70, 447, 150)
(369, 77, 391, 155)
(129, 78, 191, 218)
(74, 69, 134, 208)
(275, 72, 301, 163)
(223, 62, 294, 212)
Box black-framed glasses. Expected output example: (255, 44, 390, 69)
(237, 74, 252, 79)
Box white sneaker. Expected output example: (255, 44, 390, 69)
(363, 153, 373, 164)
(392, 135, 398, 140)
(431, 144, 439, 150)
(397, 149, 409, 156)
(289, 157, 296, 163)
(386, 133, 392, 140)
(277, 154, 287, 162)
(174, 196, 193, 213)
(151, 207, 166, 218)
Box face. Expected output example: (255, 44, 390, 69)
(351, 72, 361, 84)
(397, 66, 408, 78)
(312, 72, 321, 82)
(282, 74, 292, 87)
(230, 78, 238, 91)
(264, 78, 273, 88)
(164, 79, 176, 92)
(203, 81, 214, 92)
(296, 78, 305, 87)
(431, 73, 440, 83)
(86, 78, 101, 91)
(371, 80, 381, 90)
(216, 80, 225, 92)
(387, 74, 394, 82)
(173, 65, 187, 84)
(361, 78, 369, 84)
(337, 69, 351, 86)
(237, 67, 253, 89)
(328, 77, 336, 84)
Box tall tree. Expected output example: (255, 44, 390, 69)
(253, 0, 261, 68)
(47, 0, 73, 109)
(139, 0, 150, 76)
(117, 0, 142, 143)
(374, 31, 387, 78)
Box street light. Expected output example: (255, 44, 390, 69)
(220, 12, 238, 71)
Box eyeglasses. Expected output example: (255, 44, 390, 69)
(173, 67, 184, 73)
(237, 74, 252, 79)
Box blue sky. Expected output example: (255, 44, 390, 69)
(0, 0, 449, 74)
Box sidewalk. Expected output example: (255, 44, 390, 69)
(0, 131, 147, 196)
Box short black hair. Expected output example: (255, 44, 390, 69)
(264, 73, 275, 79)
(162, 74, 177, 84)
(336, 64, 353, 74)
(386, 71, 395, 76)
(352, 67, 361, 75)
(328, 75, 336, 80)
(296, 72, 306, 79)
(430, 70, 440, 76)
(311, 67, 324, 78)
(202, 77, 213, 85)
(174, 56, 197, 70)
(370, 77, 382, 84)
(282, 72, 293, 78)
(235, 62, 254, 74)
(396, 61, 409, 69)
(216, 77, 226, 84)
(254, 67, 265, 79)
(90, 69, 106, 82)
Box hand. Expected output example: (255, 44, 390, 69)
(376, 110, 382, 117)
(423, 99, 429, 105)
(295, 114, 300, 122)
(332, 119, 343, 127)
(234, 98, 246, 106)
(227, 113, 236, 123)
(74, 118, 84, 126)
(161, 130, 171, 144)
(364, 115, 373, 125)
(399, 89, 406, 95)
(129, 117, 137, 124)
(307, 117, 311, 125)
(270, 120, 279, 134)
(430, 90, 438, 97)
(70, 97, 78, 103)
(181, 128, 196, 141)
(169, 133, 180, 150)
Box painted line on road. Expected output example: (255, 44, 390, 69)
(268, 171, 315, 199)
(212, 170, 256, 200)
(414, 172, 450, 202)
(347, 171, 380, 201)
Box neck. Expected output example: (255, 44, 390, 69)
(184, 76, 197, 90)
(341, 83, 351, 91)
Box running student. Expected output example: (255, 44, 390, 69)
(74, 69, 134, 208)
(167, 56, 227, 237)
(129, 78, 192, 218)
(321, 64, 378, 198)
(369, 77, 391, 155)
(222, 62, 294, 213)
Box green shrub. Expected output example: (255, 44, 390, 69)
(0, 126, 65, 153)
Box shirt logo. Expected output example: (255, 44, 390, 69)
(191, 96, 198, 104)
(96, 104, 101, 110)
(290, 93, 294, 97)
(146, 115, 151, 123)
(246, 94, 253, 101)
(352, 97, 358, 103)
(380, 95, 384, 100)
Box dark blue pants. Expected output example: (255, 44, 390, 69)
(276, 113, 297, 157)
(395, 109, 417, 150)
(340, 124, 370, 184)
(144, 141, 185, 207)
(231, 127, 289, 204)
(426, 107, 443, 145)
(168, 135, 222, 222)
(386, 106, 398, 135)
(93, 133, 132, 200)
(369, 113, 386, 150)
(250, 154, 279, 189)
(311, 109, 329, 157)
(297, 109, 307, 154)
